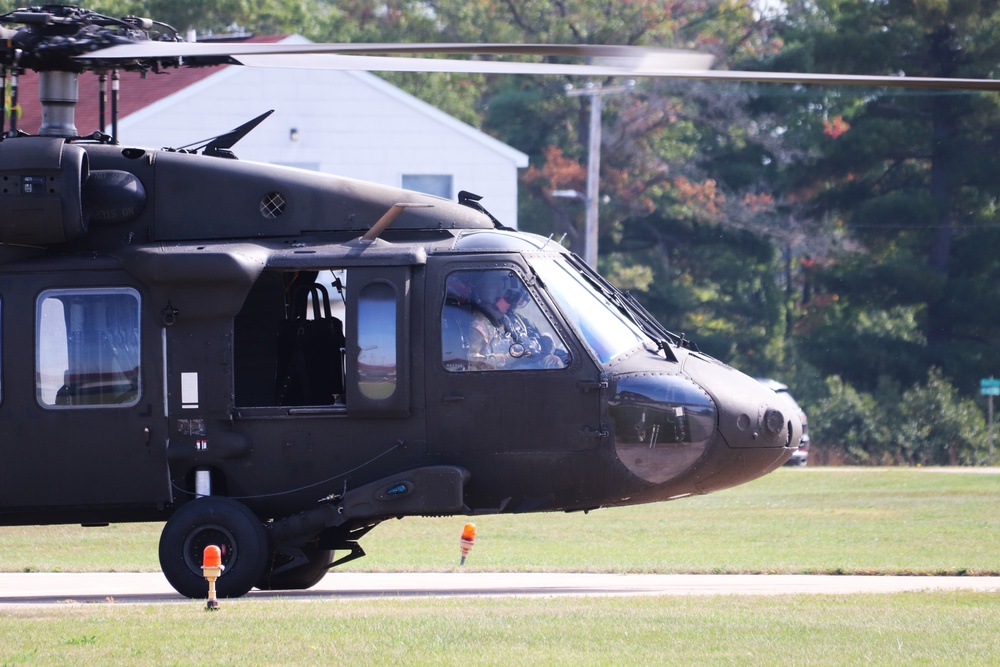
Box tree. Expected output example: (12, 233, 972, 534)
(894, 368, 988, 465)
(89, 1, 316, 35)
(809, 374, 892, 464)
(501, 2, 797, 368)
(768, 0, 1000, 394)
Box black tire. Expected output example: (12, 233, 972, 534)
(159, 496, 269, 599)
(256, 548, 334, 591)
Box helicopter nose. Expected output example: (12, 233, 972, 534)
(678, 352, 801, 450)
(681, 357, 801, 496)
(702, 365, 802, 452)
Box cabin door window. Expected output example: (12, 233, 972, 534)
(36, 287, 141, 408)
(345, 266, 410, 417)
(232, 266, 411, 416)
(357, 282, 398, 401)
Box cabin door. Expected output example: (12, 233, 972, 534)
(0, 274, 170, 511)
(425, 260, 604, 470)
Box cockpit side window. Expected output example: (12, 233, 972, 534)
(441, 269, 571, 372)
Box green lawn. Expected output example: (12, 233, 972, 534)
(1, 467, 998, 666)
(1, 593, 998, 666)
(2, 467, 997, 575)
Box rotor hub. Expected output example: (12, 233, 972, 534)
(0, 5, 177, 73)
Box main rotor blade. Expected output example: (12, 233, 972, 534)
(77, 41, 1000, 91)
(231, 52, 713, 77)
(79, 41, 713, 68)
(231, 54, 1000, 91)
(681, 69, 1000, 91)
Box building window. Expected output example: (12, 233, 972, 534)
(36, 288, 141, 408)
(402, 174, 453, 199)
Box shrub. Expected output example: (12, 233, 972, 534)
(810, 369, 988, 465)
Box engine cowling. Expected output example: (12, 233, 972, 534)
(0, 136, 87, 245)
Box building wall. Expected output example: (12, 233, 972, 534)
(116, 56, 527, 227)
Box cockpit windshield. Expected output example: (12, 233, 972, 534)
(530, 256, 653, 363)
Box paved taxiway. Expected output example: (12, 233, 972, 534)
(0, 572, 996, 605)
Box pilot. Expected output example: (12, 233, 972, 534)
(441, 273, 476, 371)
(467, 271, 540, 370)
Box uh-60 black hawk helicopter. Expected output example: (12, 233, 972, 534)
(1, 5, 997, 599)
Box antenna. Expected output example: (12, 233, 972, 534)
(172, 110, 275, 157)
(203, 110, 274, 157)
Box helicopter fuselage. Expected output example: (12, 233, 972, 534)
(0, 136, 798, 596)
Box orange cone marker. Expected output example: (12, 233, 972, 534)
(459, 523, 477, 565)
(202, 545, 224, 610)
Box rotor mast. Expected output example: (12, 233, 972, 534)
(38, 70, 79, 136)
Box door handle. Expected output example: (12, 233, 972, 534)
(579, 425, 609, 439)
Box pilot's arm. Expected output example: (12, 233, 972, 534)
(467, 310, 505, 370)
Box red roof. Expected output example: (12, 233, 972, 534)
(11, 35, 286, 136)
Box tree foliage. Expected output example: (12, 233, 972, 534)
(766, 0, 1000, 397)
(88, 0, 316, 35)
(811, 369, 988, 465)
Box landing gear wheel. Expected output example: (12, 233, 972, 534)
(159, 496, 269, 599)
(256, 548, 334, 590)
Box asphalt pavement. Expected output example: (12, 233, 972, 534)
(0, 571, 996, 605)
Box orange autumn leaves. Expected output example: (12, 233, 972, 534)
(526, 145, 781, 224)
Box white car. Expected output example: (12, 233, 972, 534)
(756, 378, 809, 466)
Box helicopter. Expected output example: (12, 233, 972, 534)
(1, 5, 997, 599)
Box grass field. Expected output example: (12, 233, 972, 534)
(2, 467, 997, 575)
(1, 593, 998, 666)
(1, 467, 998, 666)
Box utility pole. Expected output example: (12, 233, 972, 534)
(564, 81, 634, 268)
